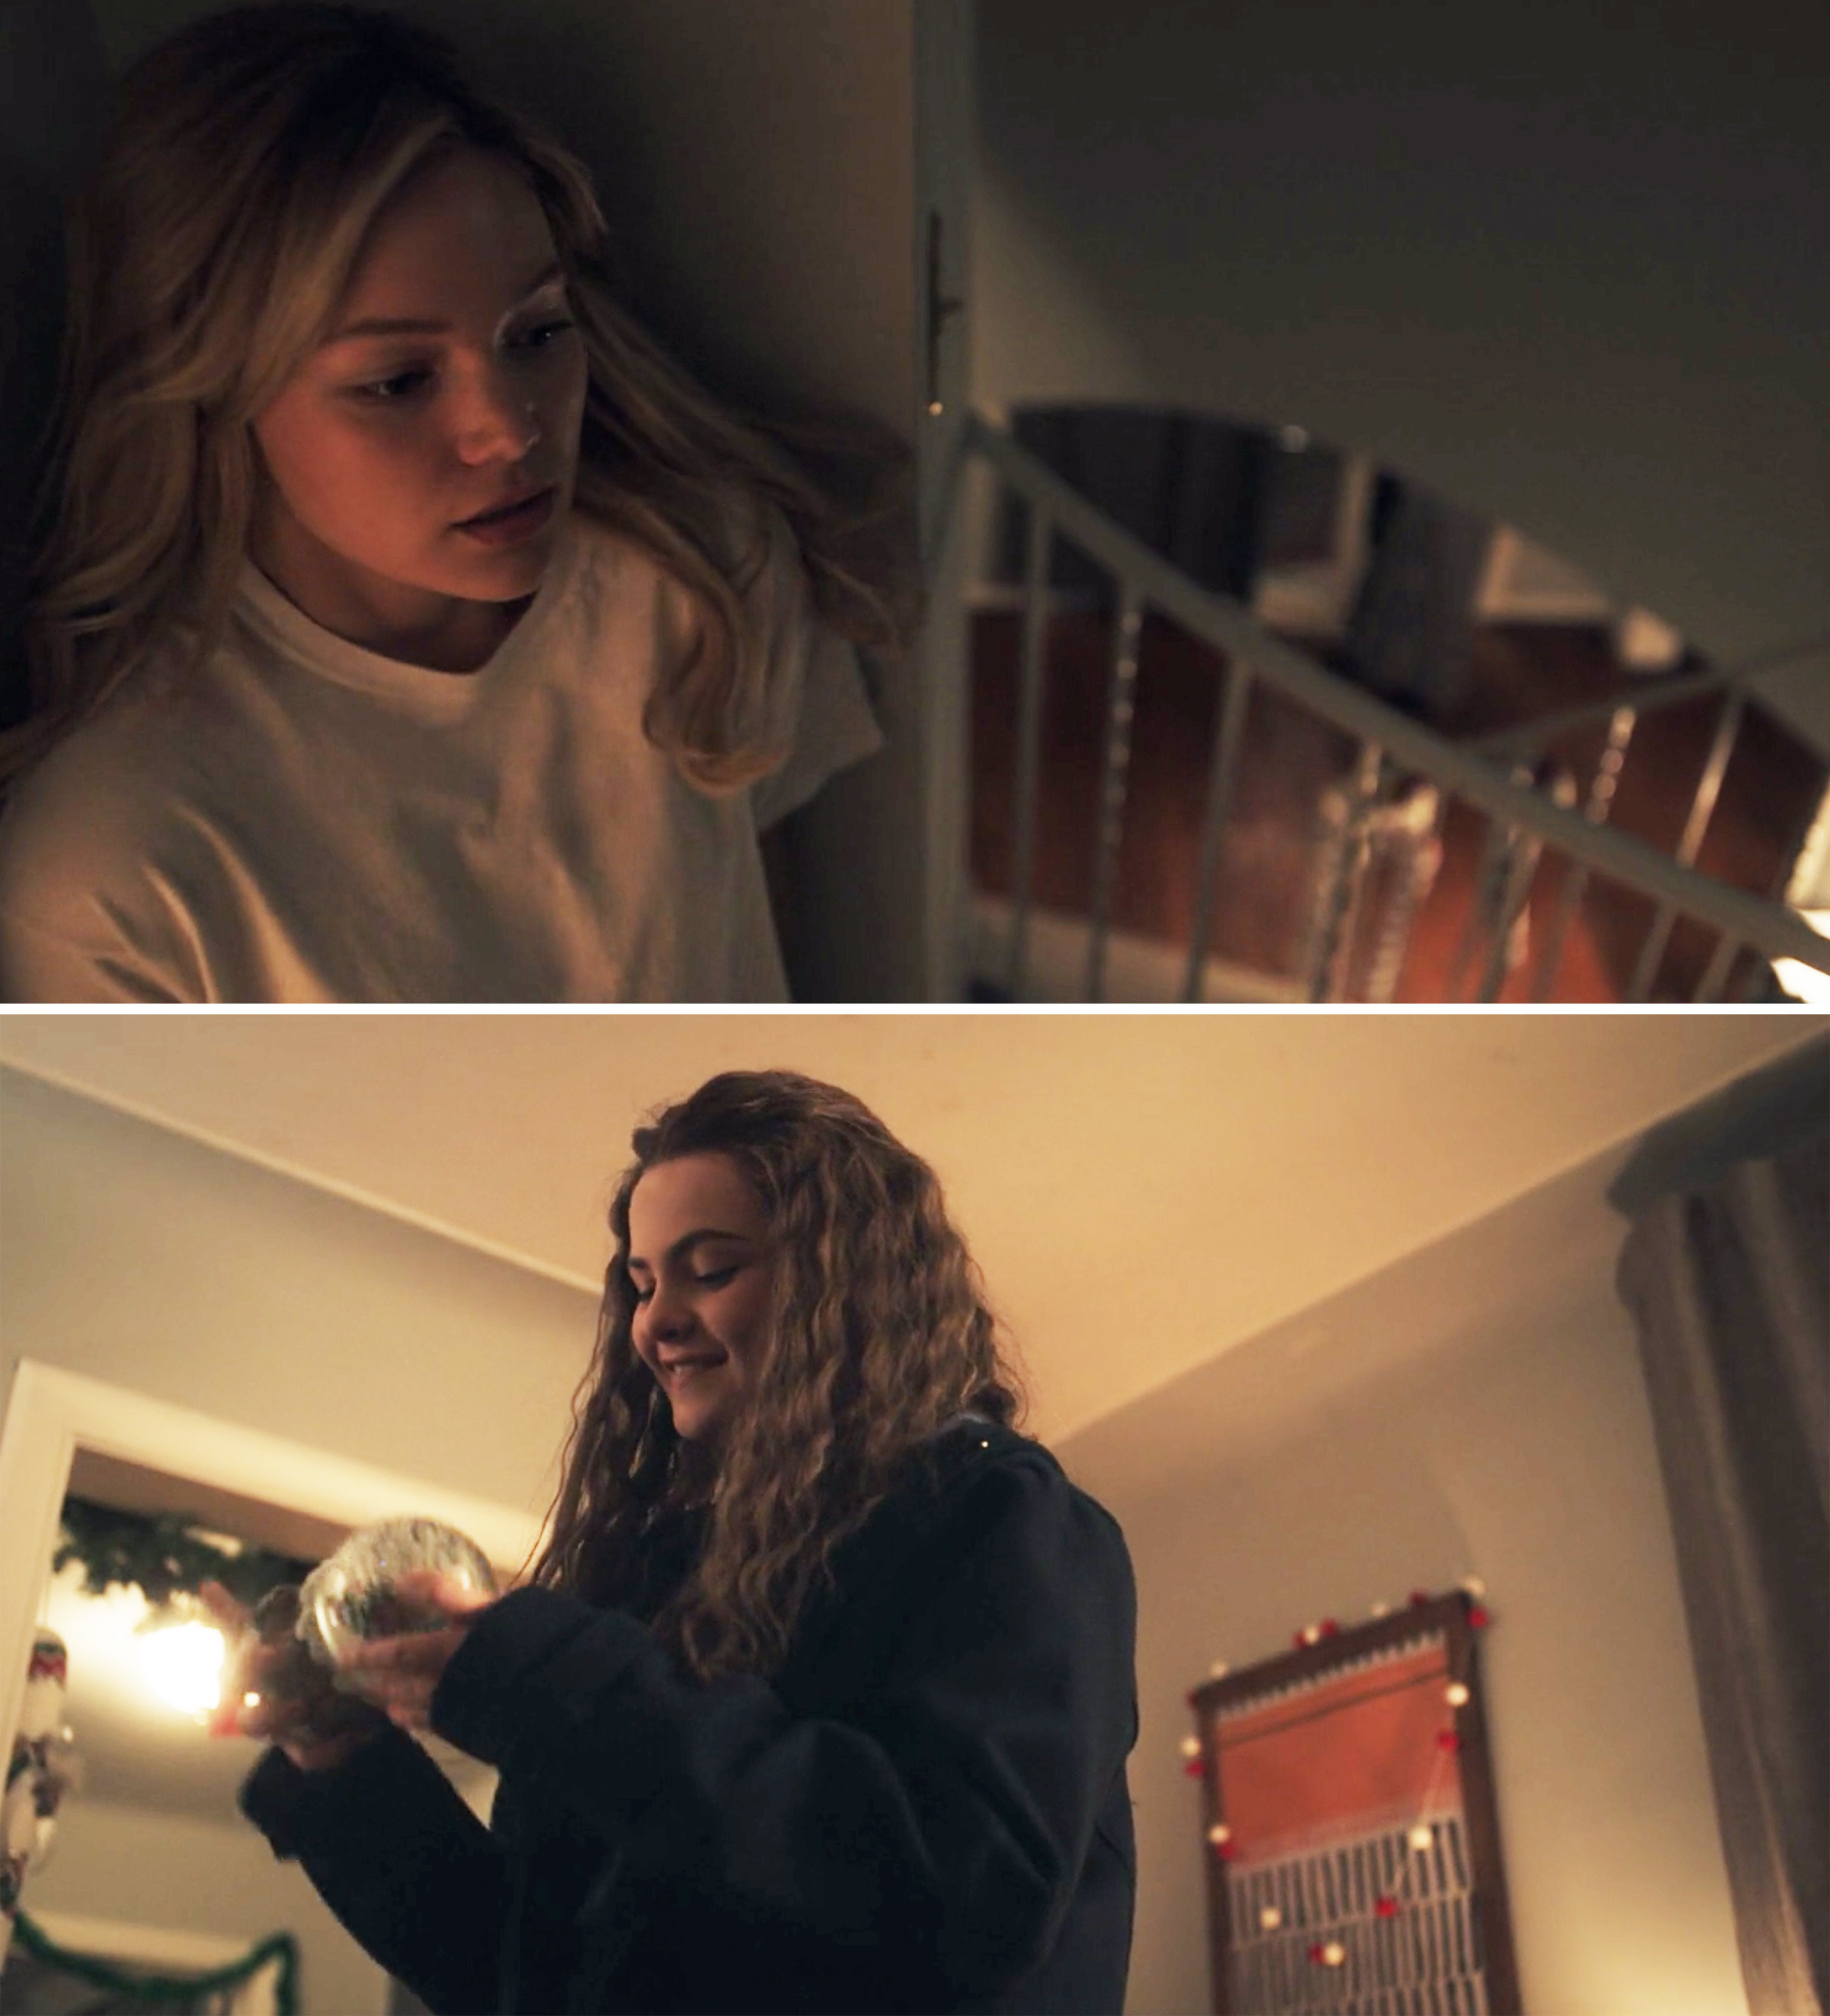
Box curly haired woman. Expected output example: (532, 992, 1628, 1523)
(0, 5, 919, 1002)
(203, 1070, 1139, 2015)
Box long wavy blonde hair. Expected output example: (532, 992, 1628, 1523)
(3, 1, 923, 797)
(527, 1070, 1034, 1686)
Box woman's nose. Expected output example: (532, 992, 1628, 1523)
(456, 365, 541, 457)
(641, 1289, 694, 1345)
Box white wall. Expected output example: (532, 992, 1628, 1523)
(1062, 1145, 1746, 2016)
(20, 1799, 388, 2016)
(969, 0, 1830, 723)
(0, 1067, 600, 1517)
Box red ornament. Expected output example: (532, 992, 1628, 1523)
(1436, 1729, 1462, 1753)
(1293, 1631, 1308, 1649)
(1469, 1604, 1491, 1630)
(1183, 1758, 1207, 1778)
(1218, 1840, 1237, 1861)
(1375, 1896, 1400, 1919)
(1319, 1619, 1340, 1637)
(1307, 1943, 1326, 1964)
(1409, 1589, 1430, 1607)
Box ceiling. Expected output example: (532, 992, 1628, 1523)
(3, 1012, 1821, 1445)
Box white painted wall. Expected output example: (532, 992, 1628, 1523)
(968, 0, 1830, 743)
(20, 1800, 387, 2016)
(0, 1069, 599, 1516)
(1061, 1146, 1746, 2016)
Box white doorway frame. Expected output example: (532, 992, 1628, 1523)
(0, 1358, 544, 1793)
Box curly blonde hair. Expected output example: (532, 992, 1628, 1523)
(527, 1070, 1034, 1685)
(4, 2, 922, 797)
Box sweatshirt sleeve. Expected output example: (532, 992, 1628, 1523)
(237, 1726, 511, 2016)
(428, 1454, 1138, 2009)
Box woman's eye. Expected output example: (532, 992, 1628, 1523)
(694, 1266, 738, 1289)
(351, 319, 575, 403)
(629, 1282, 654, 1306)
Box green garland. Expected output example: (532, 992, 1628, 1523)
(10, 1908, 298, 2016)
(54, 1498, 318, 1616)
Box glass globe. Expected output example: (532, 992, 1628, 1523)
(297, 1517, 497, 1667)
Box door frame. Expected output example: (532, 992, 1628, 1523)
(913, 0, 976, 1000)
(0, 1358, 542, 1788)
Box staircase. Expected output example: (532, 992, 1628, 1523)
(942, 411, 1830, 1005)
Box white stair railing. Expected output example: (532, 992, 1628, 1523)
(948, 409, 1830, 1004)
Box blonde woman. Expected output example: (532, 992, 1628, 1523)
(0, 4, 920, 1002)
(204, 1071, 1139, 2015)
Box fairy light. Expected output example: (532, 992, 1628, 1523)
(138, 1622, 227, 1718)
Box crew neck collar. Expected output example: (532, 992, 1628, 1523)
(233, 515, 580, 715)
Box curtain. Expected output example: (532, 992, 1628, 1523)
(1610, 1034, 1830, 2016)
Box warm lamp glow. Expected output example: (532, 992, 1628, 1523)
(138, 1622, 226, 1717)
(1773, 912, 1830, 1003)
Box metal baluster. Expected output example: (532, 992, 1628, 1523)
(1363, 782, 1446, 1003)
(1181, 660, 1255, 1001)
(1474, 762, 1576, 1003)
(1472, 769, 1537, 1004)
(1627, 692, 1745, 1001)
(1003, 500, 1054, 998)
(1450, 763, 1530, 1001)
(1720, 777, 1830, 1001)
(1692, 933, 1740, 1002)
(1528, 708, 1636, 1000)
(1299, 782, 1352, 999)
(1083, 580, 1146, 1001)
(1305, 741, 1384, 1001)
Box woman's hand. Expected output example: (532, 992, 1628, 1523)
(331, 1570, 497, 1734)
(198, 1579, 391, 1772)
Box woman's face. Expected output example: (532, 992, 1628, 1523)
(248, 146, 589, 671)
(626, 1153, 777, 1457)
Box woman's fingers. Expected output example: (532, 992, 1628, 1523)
(198, 1579, 252, 1634)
